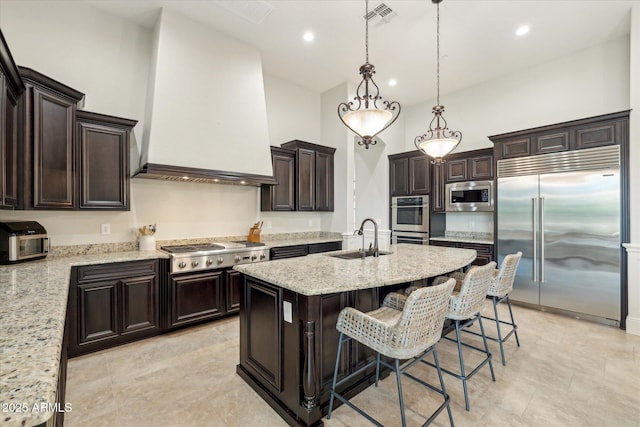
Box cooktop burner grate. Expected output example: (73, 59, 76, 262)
(160, 244, 226, 253)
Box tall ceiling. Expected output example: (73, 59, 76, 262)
(88, 0, 636, 106)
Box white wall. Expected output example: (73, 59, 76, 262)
(0, 0, 332, 244)
(401, 36, 631, 154)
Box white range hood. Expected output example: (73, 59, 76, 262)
(134, 8, 276, 185)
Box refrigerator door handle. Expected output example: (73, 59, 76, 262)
(540, 197, 545, 283)
(532, 197, 538, 283)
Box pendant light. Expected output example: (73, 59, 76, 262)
(415, 0, 461, 163)
(338, 0, 401, 149)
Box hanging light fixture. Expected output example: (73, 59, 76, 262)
(415, 0, 461, 163)
(338, 0, 401, 149)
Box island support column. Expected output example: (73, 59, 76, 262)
(302, 296, 320, 409)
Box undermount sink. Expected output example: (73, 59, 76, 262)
(328, 250, 393, 260)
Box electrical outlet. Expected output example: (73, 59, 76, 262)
(100, 224, 111, 235)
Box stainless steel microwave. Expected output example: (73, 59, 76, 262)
(445, 181, 494, 212)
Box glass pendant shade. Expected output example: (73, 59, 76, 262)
(342, 108, 392, 138)
(416, 136, 459, 158)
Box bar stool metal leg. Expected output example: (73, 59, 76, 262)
(478, 315, 496, 381)
(506, 295, 520, 347)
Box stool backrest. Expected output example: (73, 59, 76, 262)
(449, 261, 497, 319)
(488, 251, 522, 297)
(393, 278, 456, 356)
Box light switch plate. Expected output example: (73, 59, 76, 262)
(283, 301, 292, 323)
(100, 224, 111, 235)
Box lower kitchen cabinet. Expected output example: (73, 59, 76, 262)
(269, 240, 342, 260)
(68, 259, 160, 357)
(166, 267, 244, 328)
(168, 270, 224, 327)
(430, 240, 494, 266)
(225, 268, 241, 313)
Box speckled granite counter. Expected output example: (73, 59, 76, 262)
(234, 243, 476, 296)
(0, 251, 168, 427)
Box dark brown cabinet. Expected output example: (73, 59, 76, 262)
(261, 147, 295, 211)
(262, 141, 335, 212)
(430, 240, 494, 266)
(444, 150, 493, 183)
(490, 111, 629, 160)
(225, 268, 241, 313)
(430, 161, 445, 212)
(168, 270, 224, 327)
(76, 111, 136, 210)
(388, 150, 430, 197)
(18, 67, 84, 210)
(0, 31, 24, 209)
(238, 276, 379, 426)
(68, 259, 160, 357)
(269, 240, 342, 260)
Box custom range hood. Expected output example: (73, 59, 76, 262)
(134, 9, 276, 186)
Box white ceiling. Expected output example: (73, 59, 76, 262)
(88, 0, 637, 106)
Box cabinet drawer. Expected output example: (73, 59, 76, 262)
(308, 241, 342, 254)
(76, 260, 158, 283)
(270, 245, 309, 260)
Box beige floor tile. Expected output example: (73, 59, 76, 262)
(65, 306, 640, 427)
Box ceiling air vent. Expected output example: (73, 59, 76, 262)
(364, 3, 397, 24)
(214, 0, 274, 25)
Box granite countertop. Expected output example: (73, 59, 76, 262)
(234, 243, 476, 296)
(0, 251, 168, 427)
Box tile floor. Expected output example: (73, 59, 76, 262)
(66, 303, 640, 427)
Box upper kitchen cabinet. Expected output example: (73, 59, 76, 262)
(388, 150, 430, 197)
(76, 111, 137, 210)
(444, 149, 494, 183)
(18, 66, 85, 210)
(0, 30, 25, 210)
(261, 141, 335, 212)
(490, 111, 629, 160)
(261, 146, 295, 211)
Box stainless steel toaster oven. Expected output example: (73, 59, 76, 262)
(0, 221, 49, 264)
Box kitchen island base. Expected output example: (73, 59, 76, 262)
(237, 276, 389, 427)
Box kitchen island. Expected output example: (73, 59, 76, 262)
(233, 243, 476, 427)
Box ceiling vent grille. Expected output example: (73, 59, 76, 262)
(214, 1, 274, 25)
(364, 3, 397, 24)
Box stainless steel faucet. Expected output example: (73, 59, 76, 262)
(354, 218, 379, 257)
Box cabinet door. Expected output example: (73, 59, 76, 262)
(225, 269, 241, 313)
(315, 151, 334, 211)
(263, 149, 295, 211)
(297, 148, 315, 211)
(460, 242, 494, 266)
(389, 157, 409, 196)
(408, 155, 430, 195)
(78, 121, 129, 209)
(431, 161, 445, 212)
(77, 280, 119, 345)
(534, 131, 569, 155)
(2, 81, 19, 208)
(170, 271, 224, 327)
(32, 86, 76, 209)
(445, 159, 467, 182)
(468, 155, 494, 180)
(121, 275, 158, 334)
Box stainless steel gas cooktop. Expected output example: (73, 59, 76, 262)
(160, 241, 269, 273)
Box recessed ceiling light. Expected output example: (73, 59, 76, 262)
(388, 79, 397, 87)
(516, 25, 530, 36)
(303, 31, 314, 42)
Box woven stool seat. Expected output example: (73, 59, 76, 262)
(327, 279, 456, 427)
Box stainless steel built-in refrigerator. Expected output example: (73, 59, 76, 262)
(497, 146, 621, 322)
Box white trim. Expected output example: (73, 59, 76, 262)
(624, 243, 640, 335)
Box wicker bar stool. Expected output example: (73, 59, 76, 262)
(460, 252, 522, 365)
(327, 279, 457, 427)
(426, 261, 497, 411)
